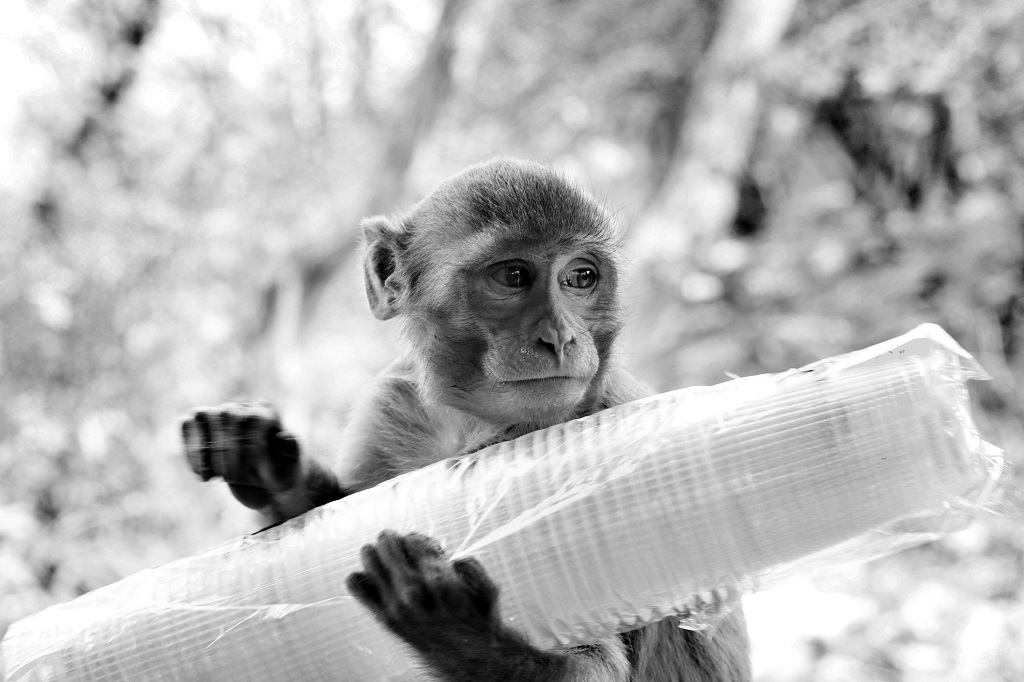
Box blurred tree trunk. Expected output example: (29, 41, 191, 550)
(253, 0, 469, 426)
(639, 1, 722, 204)
(635, 0, 799, 273)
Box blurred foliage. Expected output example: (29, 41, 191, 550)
(1, 0, 1023, 680)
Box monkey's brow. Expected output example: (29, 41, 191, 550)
(459, 228, 612, 264)
(458, 229, 506, 264)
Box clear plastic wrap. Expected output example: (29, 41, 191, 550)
(1, 324, 1004, 682)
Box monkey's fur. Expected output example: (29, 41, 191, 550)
(183, 159, 751, 682)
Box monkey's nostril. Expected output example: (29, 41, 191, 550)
(538, 339, 562, 359)
(536, 335, 574, 361)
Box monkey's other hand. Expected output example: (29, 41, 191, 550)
(347, 531, 501, 651)
(181, 401, 302, 511)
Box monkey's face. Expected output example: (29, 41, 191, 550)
(362, 158, 623, 429)
(414, 235, 620, 427)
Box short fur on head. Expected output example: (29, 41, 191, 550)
(361, 158, 625, 430)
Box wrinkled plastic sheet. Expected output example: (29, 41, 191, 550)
(1, 324, 1004, 681)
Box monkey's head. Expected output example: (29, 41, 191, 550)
(362, 158, 624, 429)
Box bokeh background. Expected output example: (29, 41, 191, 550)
(1, 0, 1023, 679)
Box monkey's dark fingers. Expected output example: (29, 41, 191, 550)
(451, 557, 496, 594)
(400, 532, 447, 562)
(205, 410, 234, 482)
(182, 409, 214, 481)
(272, 429, 300, 461)
(262, 428, 301, 489)
(371, 530, 447, 587)
(371, 530, 410, 569)
(358, 541, 395, 591)
(230, 412, 263, 485)
(452, 557, 499, 615)
(346, 571, 383, 608)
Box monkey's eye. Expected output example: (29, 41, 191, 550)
(490, 262, 533, 289)
(562, 266, 598, 289)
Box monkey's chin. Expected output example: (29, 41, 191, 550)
(486, 377, 592, 425)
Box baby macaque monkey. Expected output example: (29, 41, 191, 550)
(182, 158, 750, 681)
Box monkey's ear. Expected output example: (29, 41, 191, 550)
(361, 215, 408, 321)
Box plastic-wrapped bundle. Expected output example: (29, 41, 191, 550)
(1, 324, 1002, 682)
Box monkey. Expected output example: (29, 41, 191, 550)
(182, 158, 751, 682)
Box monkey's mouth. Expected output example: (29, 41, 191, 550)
(499, 376, 584, 385)
(496, 376, 591, 403)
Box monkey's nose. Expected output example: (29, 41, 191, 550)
(536, 323, 575, 361)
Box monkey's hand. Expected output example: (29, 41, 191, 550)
(347, 531, 499, 647)
(181, 401, 303, 512)
(347, 531, 604, 682)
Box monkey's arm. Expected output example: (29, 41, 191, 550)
(180, 362, 455, 526)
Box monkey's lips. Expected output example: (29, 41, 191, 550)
(495, 375, 592, 406)
(498, 375, 587, 386)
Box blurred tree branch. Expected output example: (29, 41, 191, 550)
(34, 0, 163, 237)
(296, 0, 330, 144)
(349, 0, 379, 124)
(66, 0, 162, 159)
(638, 0, 721, 203)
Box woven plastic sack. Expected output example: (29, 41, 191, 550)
(1, 324, 1003, 681)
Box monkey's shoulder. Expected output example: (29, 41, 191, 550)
(336, 358, 497, 484)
